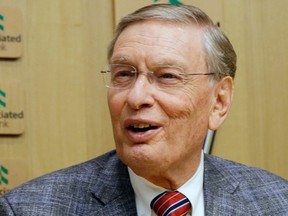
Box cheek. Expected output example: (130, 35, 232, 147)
(161, 85, 213, 133)
(160, 88, 200, 120)
(108, 92, 126, 144)
(182, 81, 214, 113)
(108, 90, 124, 119)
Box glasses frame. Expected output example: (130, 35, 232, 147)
(100, 63, 215, 90)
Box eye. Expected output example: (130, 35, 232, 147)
(111, 65, 134, 77)
(109, 64, 136, 87)
(158, 73, 180, 79)
(113, 70, 134, 79)
(154, 67, 184, 85)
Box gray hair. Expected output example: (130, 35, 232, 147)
(108, 4, 236, 80)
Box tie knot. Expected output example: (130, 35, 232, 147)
(150, 191, 191, 216)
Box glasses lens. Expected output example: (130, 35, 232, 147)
(103, 64, 136, 89)
(101, 64, 188, 90)
(153, 66, 185, 89)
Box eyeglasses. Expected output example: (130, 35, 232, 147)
(100, 64, 215, 90)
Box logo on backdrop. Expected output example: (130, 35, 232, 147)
(0, 165, 9, 196)
(0, 87, 24, 127)
(0, 82, 25, 134)
(0, 88, 6, 108)
(0, 14, 4, 31)
(0, 160, 28, 196)
(0, 14, 5, 51)
(153, 0, 183, 4)
(0, 7, 23, 58)
(0, 165, 9, 185)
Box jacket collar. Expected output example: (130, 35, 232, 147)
(90, 151, 137, 215)
(204, 154, 240, 193)
(203, 154, 243, 214)
(89, 151, 243, 215)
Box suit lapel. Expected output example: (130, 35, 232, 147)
(203, 154, 250, 215)
(88, 152, 249, 215)
(89, 151, 137, 216)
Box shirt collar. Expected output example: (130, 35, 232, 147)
(128, 151, 204, 216)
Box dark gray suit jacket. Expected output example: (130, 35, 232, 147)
(0, 150, 287, 215)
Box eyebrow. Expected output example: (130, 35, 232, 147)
(110, 55, 130, 64)
(110, 56, 186, 71)
(151, 60, 186, 71)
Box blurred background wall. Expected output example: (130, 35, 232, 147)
(0, 0, 287, 193)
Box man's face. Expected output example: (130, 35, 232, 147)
(108, 20, 217, 183)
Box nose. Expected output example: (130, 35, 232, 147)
(127, 74, 155, 110)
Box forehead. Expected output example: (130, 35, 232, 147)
(111, 20, 205, 67)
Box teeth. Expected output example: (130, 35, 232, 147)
(132, 124, 151, 129)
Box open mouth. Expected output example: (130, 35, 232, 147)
(127, 124, 159, 133)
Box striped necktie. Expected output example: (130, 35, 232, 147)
(150, 191, 192, 216)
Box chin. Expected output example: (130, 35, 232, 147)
(117, 143, 160, 172)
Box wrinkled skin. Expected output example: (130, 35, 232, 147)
(108, 20, 233, 189)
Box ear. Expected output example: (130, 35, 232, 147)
(209, 76, 234, 131)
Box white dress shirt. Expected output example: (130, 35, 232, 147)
(128, 151, 205, 216)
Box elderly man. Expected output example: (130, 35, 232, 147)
(0, 4, 287, 216)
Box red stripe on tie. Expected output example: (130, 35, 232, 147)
(151, 191, 191, 216)
(168, 201, 191, 215)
